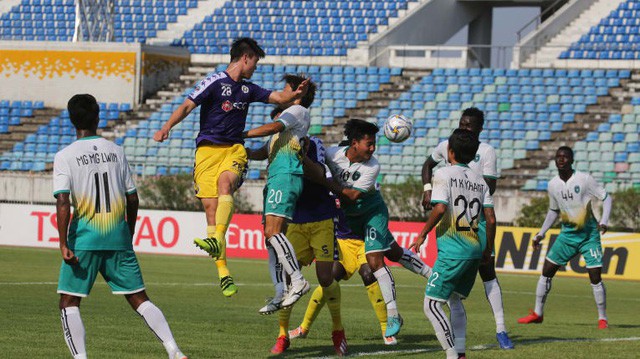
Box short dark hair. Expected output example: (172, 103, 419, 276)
(230, 37, 265, 62)
(557, 146, 574, 159)
(460, 107, 485, 128)
(67, 94, 99, 130)
(282, 74, 316, 108)
(344, 119, 379, 143)
(270, 107, 284, 120)
(448, 128, 480, 164)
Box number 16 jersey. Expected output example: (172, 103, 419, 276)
(431, 164, 493, 259)
(53, 136, 137, 251)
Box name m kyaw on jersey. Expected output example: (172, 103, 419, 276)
(450, 177, 485, 194)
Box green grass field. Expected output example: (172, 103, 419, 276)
(1, 246, 639, 358)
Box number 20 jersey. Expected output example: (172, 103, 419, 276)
(53, 136, 137, 251)
(431, 164, 493, 259)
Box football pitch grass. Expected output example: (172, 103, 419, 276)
(1, 246, 639, 358)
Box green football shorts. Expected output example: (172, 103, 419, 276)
(547, 227, 603, 268)
(263, 173, 303, 220)
(425, 257, 480, 301)
(57, 250, 145, 297)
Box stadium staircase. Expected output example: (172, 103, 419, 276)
(501, 71, 637, 189)
(522, 0, 626, 67)
(0, 106, 59, 151)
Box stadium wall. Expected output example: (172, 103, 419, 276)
(0, 41, 189, 107)
(1, 203, 638, 281)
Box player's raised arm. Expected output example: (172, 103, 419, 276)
(268, 78, 310, 105)
(242, 121, 285, 138)
(421, 156, 439, 210)
(153, 98, 197, 142)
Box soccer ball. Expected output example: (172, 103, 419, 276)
(383, 114, 412, 143)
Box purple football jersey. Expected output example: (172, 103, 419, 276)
(188, 71, 271, 146)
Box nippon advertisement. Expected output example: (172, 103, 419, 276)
(0, 203, 638, 280)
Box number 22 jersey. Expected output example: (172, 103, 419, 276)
(431, 164, 493, 259)
(53, 136, 137, 251)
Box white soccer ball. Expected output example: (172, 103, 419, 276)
(383, 114, 412, 143)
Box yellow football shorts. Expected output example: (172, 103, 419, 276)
(194, 143, 247, 198)
(338, 238, 367, 280)
(286, 218, 336, 266)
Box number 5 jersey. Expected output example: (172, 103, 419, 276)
(53, 136, 137, 251)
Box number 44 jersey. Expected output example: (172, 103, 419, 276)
(431, 164, 494, 260)
(53, 136, 137, 251)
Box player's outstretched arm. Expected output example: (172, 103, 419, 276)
(410, 203, 446, 253)
(421, 156, 438, 210)
(599, 194, 612, 234)
(126, 192, 139, 239)
(242, 121, 285, 139)
(56, 193, 77, 265)
(268, 79, 310, 105)
(247, 143, 269, 161)
(483, 207, 497, 263)
(534, 209, 559, 249)
(153, 99, 197, 142)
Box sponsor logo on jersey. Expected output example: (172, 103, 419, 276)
(233, 102, 248, 110)
(222, 100, 233, 112)
(241, 85, 249, 93)
(474, 154, 480, 162)
(575, 185, 580, 194)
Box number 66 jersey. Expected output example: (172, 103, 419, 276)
(431, 164, 493, 260)
(53, 136, 137, 251)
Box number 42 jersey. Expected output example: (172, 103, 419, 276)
(430, 164, 494, 260)
(53, 136, 137, 251)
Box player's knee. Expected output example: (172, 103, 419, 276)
(59, 295, 81, 310)
(359, 264, 376, 286)
(125, 291, 150, 310)
(479, 262, 496, 281)
(588, 269, 602, 284)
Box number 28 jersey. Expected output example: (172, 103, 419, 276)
(53, 136, 137, 251)
(431, 164, 493, 259)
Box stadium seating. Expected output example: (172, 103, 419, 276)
(374, 68, 630, 184)
(0, 100, 44, 134)
(0, 102, 129, 171)
(0, 0, 198, 42)
(525, 103, 640, 192)
(560, 0, 640, 60)
(179, 0, 417, 55)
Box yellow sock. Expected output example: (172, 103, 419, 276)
(324, 281, 343, 331)
(301, 286, 325, 331)
(214, 195, 234, 239)
(279, 306, 292, 337)
(216, 260, 230, 278)
(367, 282, 388, 334)
(207, 225, 231, 278)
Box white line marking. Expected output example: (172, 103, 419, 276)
(310, 337, 640, 358)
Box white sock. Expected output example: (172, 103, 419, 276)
(591, 281, 607, 320)
(448, 294, 467, 354)
(267, 233, 303, 282)
(424, 298, 456, 355)
(267, 245, 286, 301)
(483, 278, 506, 333)
(373, 266, 398, 316)
(535, 275, 553, 316)
(60, 307, 87, 359)
(399, 247, 432, 278)
(136, 301, 181, 358)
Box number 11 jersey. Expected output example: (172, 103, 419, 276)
(53, 136, 137, 251)
(430, 164, 493, 259)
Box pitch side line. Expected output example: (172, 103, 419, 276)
(2, 281, 639, 303)
(311, 337, 640, 358)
